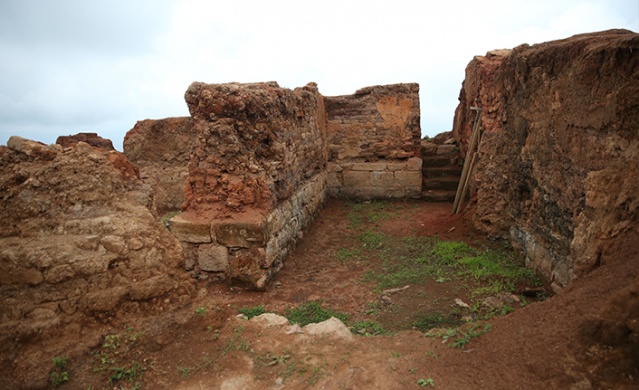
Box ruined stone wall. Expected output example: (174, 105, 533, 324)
(325, 84, 422, 199)
(172, 81, 328, 289)
(0, 137, 195, 370)
(121, 82, 424, 288)
(453, 29, 639, 288)
(123, 117, 195, 213)
(183, 81, 327, 213)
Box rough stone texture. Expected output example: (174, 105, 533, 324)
(56, 132, 115, 150)
(170, 81, 329, 289)
(325, 84, 422, 199)
(0, 138, 195, 344)
(123, 117, 195, 213)
(452, 29, 639, 287)
(184, 81, 327, 214)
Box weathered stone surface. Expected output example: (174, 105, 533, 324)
(198, 243, 229, 272)
(184, 81, 327, 214)
(169, 213, 212, 243)
(56, 132, 115, 150)
(324, 84, 422, 199)
(124, 117, 195, 213)
(452, 29, 639, 286)
(0, 139, 196, 347)
(215, 221, 267, 248)
(303, 317, 353, 341)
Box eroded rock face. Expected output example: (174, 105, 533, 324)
(184, 81, 327, 214)
(453, 29, 639, 286)
(124, 117, 195, 213)
(0, 137, 195, 344)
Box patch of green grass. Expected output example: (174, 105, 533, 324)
(336, 247, 362, 264)
(359, 230, 386, 249)
(238, 304, 267, 319)
(431, 240, 475, 265)
(411, 312, 463, 332)
(350, 320, 386, 336)
(285, 301, 348, 326)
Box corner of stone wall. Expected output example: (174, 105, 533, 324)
(170, 170, 327, 290)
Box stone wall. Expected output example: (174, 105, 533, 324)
(122, 82, 424, 289)
(325, 84, 422, 199)
(0, 137, 195, 371)
(171, 81, 328, 289)
(123, 117, 195, 213)
(452, 29, 639, 288)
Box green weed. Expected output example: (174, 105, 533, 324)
(336, 247, 363, 264)
(350, 320, 386, 336)
(417, 377, 436, 387)
(50, 355, 69, 387)
(238, 304, 267, 319)
(285, 301, 348, 327)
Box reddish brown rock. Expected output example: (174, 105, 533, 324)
(0, 138, 195, 376)
(56, 132, 115, 150)
(452, 29, 639, 286)
(183, 81, 327, 215)
(124, 117, 195, 213)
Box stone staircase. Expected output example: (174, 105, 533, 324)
(421, 136, 463, 202)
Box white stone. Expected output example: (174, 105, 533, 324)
(303, 317, 353, 341)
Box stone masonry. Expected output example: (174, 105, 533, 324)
(141, 82, 423, 289)
(325, 84, 422, 199)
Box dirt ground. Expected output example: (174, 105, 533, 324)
(6, 199, 639, 389)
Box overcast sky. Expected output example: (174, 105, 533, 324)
(1, 0, 637, 150)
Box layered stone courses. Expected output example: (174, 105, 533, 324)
(155, 81, 421, 289)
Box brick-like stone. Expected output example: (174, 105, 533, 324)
(394, 171, 421, 187)
(215, 222, 267, 248)
(343, 170, 371, 188)
(169, 214, 212, 243)
(198, 244, 229, 272)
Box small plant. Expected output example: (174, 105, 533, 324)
(417, 377, 436, 387)
(238, 304, 267, 319)
(92, 327, 146, 388)
(195, 306, 208, 316)
(453, 323, 492, 349)
(161, 210, 181, 230)
(285, 301, 348, 326)
(424, 350, 438, 359)
(50, 355, 70, 387)
(350, 320, 386, 336)
(177, 354, 214, 377)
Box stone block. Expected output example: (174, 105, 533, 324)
(394, 171, 421, 187)
(215, 221, 267, 248)
(351, 162, 388, 172)
(198, 244, 229, 272)
(343, 170, 371, 188)
(169, 214, 212, 243)
(370, 171, 395, 186)
(406, 157, 423, 171)
(327, 171, 342, 188)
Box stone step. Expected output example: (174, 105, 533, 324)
(422, 165, 463, 177)
(421, 155, 456, 168)
(423, 176, 460, 191)
(422, 189, 457, 202)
